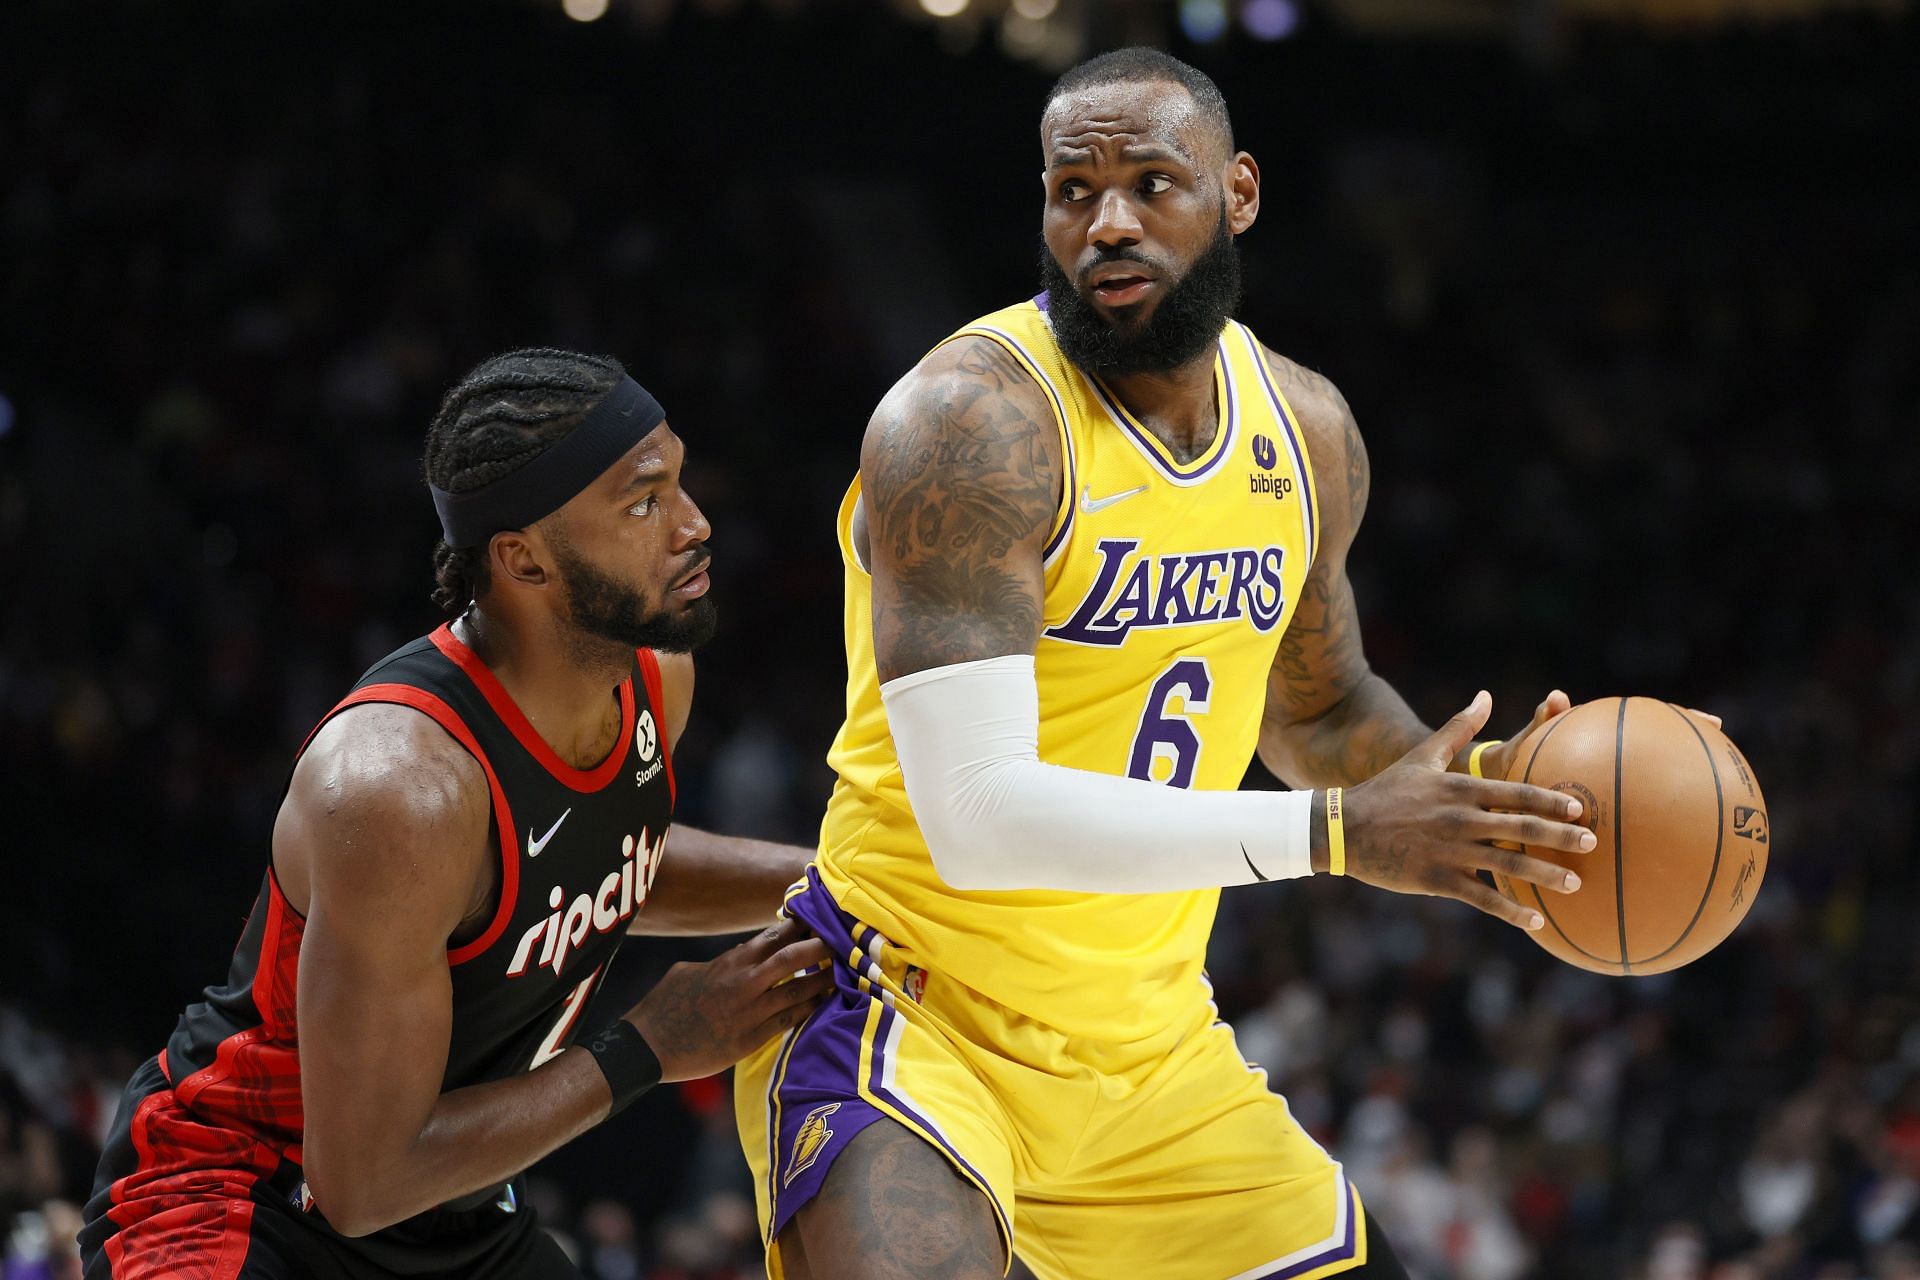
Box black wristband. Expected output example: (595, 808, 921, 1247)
(582, 1019, 662, 1117)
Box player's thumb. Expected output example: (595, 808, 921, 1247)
(1415, 690, 1491, 770)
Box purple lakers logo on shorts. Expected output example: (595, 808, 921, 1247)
(784, 1103, 841, 1188)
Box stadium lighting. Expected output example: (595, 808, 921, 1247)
(1178, 0, 1229, 42)
(1242, 0, 1300, 39)
(563, 0, 610, 20)
(1012, 0, 1058, 17)
(920, 0, 969, 16)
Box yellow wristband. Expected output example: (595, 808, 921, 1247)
(1325, 788, 1346, 877)
(1467, 740, 1502, 779)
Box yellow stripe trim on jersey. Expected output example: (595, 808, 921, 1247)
(937, 325, 1078, 564)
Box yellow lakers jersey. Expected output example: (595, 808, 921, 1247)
(816, 297, 1319, 1045)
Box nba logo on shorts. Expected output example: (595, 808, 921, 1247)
(903, 966, 928, 1003)
(785, 1103, 841, 1187)
(1251, 434, 1278, 470)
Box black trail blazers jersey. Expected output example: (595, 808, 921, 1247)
(84, 623, 676, 1273)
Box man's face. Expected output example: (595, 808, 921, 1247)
(544, 425, 717, 654)
(1038, 79, 1256, 376)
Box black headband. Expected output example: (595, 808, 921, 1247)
(429, 375, 666, 548)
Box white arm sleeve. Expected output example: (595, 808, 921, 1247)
(880, 654, 1315, 894)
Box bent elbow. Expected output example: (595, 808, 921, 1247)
(302, 1163, 392, 1238)
(921, 823, 976, 889)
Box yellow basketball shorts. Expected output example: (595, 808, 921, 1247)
(735, 868, 1369, 1280)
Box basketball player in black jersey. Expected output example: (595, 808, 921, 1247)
(78, 349, 832, 1278)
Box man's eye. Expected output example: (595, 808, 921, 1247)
(1059, 181, 1088, 202)
(1141, 174, 1174, 196)
(629, 496, 656, 516)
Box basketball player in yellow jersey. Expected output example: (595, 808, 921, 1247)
(735, 49, 1597, 1280)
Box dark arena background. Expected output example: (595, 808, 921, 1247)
(2, 0, 1916, 1276)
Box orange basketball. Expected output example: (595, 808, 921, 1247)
(1491, 696, 1769, 976)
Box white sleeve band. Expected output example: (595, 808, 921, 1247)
(879, 654, 1315, 894)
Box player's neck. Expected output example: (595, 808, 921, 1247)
(1103, 352, 1220, 463)
(454, 608, 629, 766)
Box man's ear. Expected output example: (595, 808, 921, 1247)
(1227, 151, 1260, 236)
(489, 528, 553, 589)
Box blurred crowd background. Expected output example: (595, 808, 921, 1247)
(2, 0, 1915, 1277)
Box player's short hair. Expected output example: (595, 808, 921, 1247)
(422, 348, 627, 616)
(1045, 47, 1235, 165)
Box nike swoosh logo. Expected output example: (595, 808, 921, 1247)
(1080, 484, 1149, 514)
(528, 808, 572, 857)
(1241, 844, 1269, 883)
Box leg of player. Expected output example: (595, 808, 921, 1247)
(781, 1121, 1004, 1280)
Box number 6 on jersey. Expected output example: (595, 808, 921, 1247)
(1127, 658, 1213, 787)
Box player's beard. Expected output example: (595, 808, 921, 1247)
(1040, 206, 1241, 379)
(553, 539, 718, 655)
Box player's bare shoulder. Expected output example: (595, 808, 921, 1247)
(273, 702, 491, 920)
(859, 334, 1066, 680)
(860, 333, 1064, 543)
(1259, 344, 1369, 549)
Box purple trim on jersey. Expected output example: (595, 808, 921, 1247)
(1247, 1182, 1359, 1280)
(1087, 337, 1237, 484)
(1241, 326, 1317, 565)
(1034, 290, 1051, 312)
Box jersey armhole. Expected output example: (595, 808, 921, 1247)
(932, 328, 1077, 566)
(296, 684, 521, 967)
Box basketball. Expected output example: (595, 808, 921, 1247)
(1492, 696, 1770, 976)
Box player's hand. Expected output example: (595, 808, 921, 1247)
(1476, 692, 1722, 782)
(1473, 689, 1571, 783)
(625, 917, 832, 1082)
(1336, 691, 1596, 931)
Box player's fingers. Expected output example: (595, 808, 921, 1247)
(738, 915, 812, 961)
(1452, 878, 1547, 931)
(1519, 689, 1571, 737)
(756, 969, 834, 1018)
(756, 937, 834, 986)
(1473, 811, 1596, 857)
(1471, 843, 1581, 894)
(1468, 778, 1585, 821)
(749, 998, 821, 1046)
(1414, 691, 1491, 770)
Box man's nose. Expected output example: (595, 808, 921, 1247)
(1088, 189, 1142, 252)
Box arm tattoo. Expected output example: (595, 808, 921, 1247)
(1260, 352, 1424, 787)
(865, 339, 1059, 683)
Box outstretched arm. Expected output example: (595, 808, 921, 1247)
(636, 826, 811, 935)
